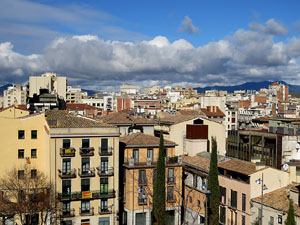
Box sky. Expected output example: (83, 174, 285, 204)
(1, 0, 300, 91)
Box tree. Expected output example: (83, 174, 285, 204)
(0, 164, 58, 225)
(207, 137, 220, 225)
(285, 199, 296, 225)
(153, 131, 166, 225)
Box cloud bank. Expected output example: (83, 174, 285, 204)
(1, 19, 300, 90)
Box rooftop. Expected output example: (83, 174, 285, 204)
(99, 112, 157, 125)
(66, 103, 99, 111)
(45, 110, 113, 128)
(120, 132, 176, 147)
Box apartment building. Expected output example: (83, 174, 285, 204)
(29, 72, 67, 99)
(3, 84, 27, 107)
(183, 154, 293, 225)
(66, 86, 83, 104)
(119, 133, 182, 225)
(46, 110, 120, 225)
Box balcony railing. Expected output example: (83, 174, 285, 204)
(79, 207, 94, 216)
(60, 147, 76, 157)
(78, 168, 95, 177)
(79, 147, 95, 156)
(98, 147, 113, 156)
(61, 208, 75, 218)
(166, 156, 182, 165)
(167, 176, 175, 184)
(98, 206, 112, 215)
(58, 168, 76, 179)
(97, 167, 114, 176)
(58, 189, 115, 201)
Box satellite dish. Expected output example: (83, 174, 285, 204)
(283, 164, 289, 171)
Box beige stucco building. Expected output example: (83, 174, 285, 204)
(46, 110, 120, 225)
(29, 72, 67, 99)
(3, 84, 27, 108)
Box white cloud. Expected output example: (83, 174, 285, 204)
(249, 18, 288, 35)
(177, 16, 200, 34)
(1, 19, 300, 89)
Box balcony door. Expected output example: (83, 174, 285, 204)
(62, 180, 71, 196)
(63, 139, 71, 149)
(62, 158, 71, 174)
(101, 157, 109, 173)
(101, 139, 108, 152)
(100, 178, 108, 194)
(82, 158, 90, 174)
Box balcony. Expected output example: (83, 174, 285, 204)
(98, 206, 113, 215)
(58, 168, 76, 179)
(60, 147, 76, 157)
(78, 168, 95, 177)
(58, 190, 115, 201)
(79, 147, 95, 156)
(167, 176, 175, 184)
(97, 167, 114, 176)
(166, 156, 182, 165)
(61, 208, 75, 218)
(98, 147, 113, 156)
(79, 207, 94, 216)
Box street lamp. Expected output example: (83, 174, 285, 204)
(255, 173, 268, 225)
(202, 184, 211, 225)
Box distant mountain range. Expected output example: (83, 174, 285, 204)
(195, 81, 300, 94)
(0, 84, 12, 95)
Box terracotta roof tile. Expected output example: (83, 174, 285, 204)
(120, 133, 176, 147)
(45, 110, 113, 128)
(200, 106, 225, 117)
(252, 183, 300, 216)
(218, 158, 257, 175)
(67, 103, 99, 110)
(99, 112, 157, 125)
(183, 155, 211, 172)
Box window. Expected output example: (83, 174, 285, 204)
(168, 168, 174, 183)
(31, 169, 37, 178)
(62, 158, 71, 174)
(18, 170, 24, 179)
(82, 158, 90, 175)
(81, 200, 90, 212)
(242, 193, 246, 212)
(164, 148, 168, 157)
(278, 215, 282, 224)
(81, 179, 90, 192)
(99, 217, 110, 225)
(133, 149, 139, 163)
(18, 149, 24, 159)
(230, 190, 237, 208)
(82, 139, 90, 148)
(101, 199, 108, 212)
(153, 169, 157, 184)
(62, 201, 71, 215)
(63, 139, 71, 149)
(62, 180, 71, 196)
(100, 178, 108, 194)
(31, 130, 37, 139)
(101, 157, 109, 173)
(198, 200, 201, 207)
(189, 196, 192, 203)
(31, 149, 37, 158)
(138, 170, 147, 185)
(220, 206, 226, 224)
(101, 139, 108, 151)
(147, 149, 153, 161)
(220, 186, 226, 204)
(136, 213, 146, 225)
(18, 130, 25, 139)
(242, 215, 245, 225)
(269, 216, 274, 225)
(138, 191, 146, 205)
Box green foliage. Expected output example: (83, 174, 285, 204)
(207, 137, 220, 225)
(153, 131, 166, 225)
(285, 199, 296, 225)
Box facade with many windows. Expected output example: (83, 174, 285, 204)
(119, 133, 182, 225)
(46, 110, 119, 225)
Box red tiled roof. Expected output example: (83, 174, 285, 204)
(67, 103, 98, 110)
(200, 106, 225, 117)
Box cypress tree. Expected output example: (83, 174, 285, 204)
(285, 199, 296, 225)
(207, 137, 220, 225)
(153, 131, 166, 225)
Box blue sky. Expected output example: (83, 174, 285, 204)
(1, 0, 300, 90)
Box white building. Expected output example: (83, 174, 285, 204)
(3, 84, 27, 107)
(120, 84, 139, 95)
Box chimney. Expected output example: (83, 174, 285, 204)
(255, 162, 266, 171)
(288, 162, 297, 183)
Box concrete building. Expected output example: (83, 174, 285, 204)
(66, 86, 83, 104)
(3, 84, 27, 107)
(46, 110, 120, 225)
(82, 98, 104, 110)
(120, 84, 139, 95)
(29, 72, 67, 99)
(119, 133, 182, 225)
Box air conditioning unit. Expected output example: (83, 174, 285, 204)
(146, 158, 152, 165)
